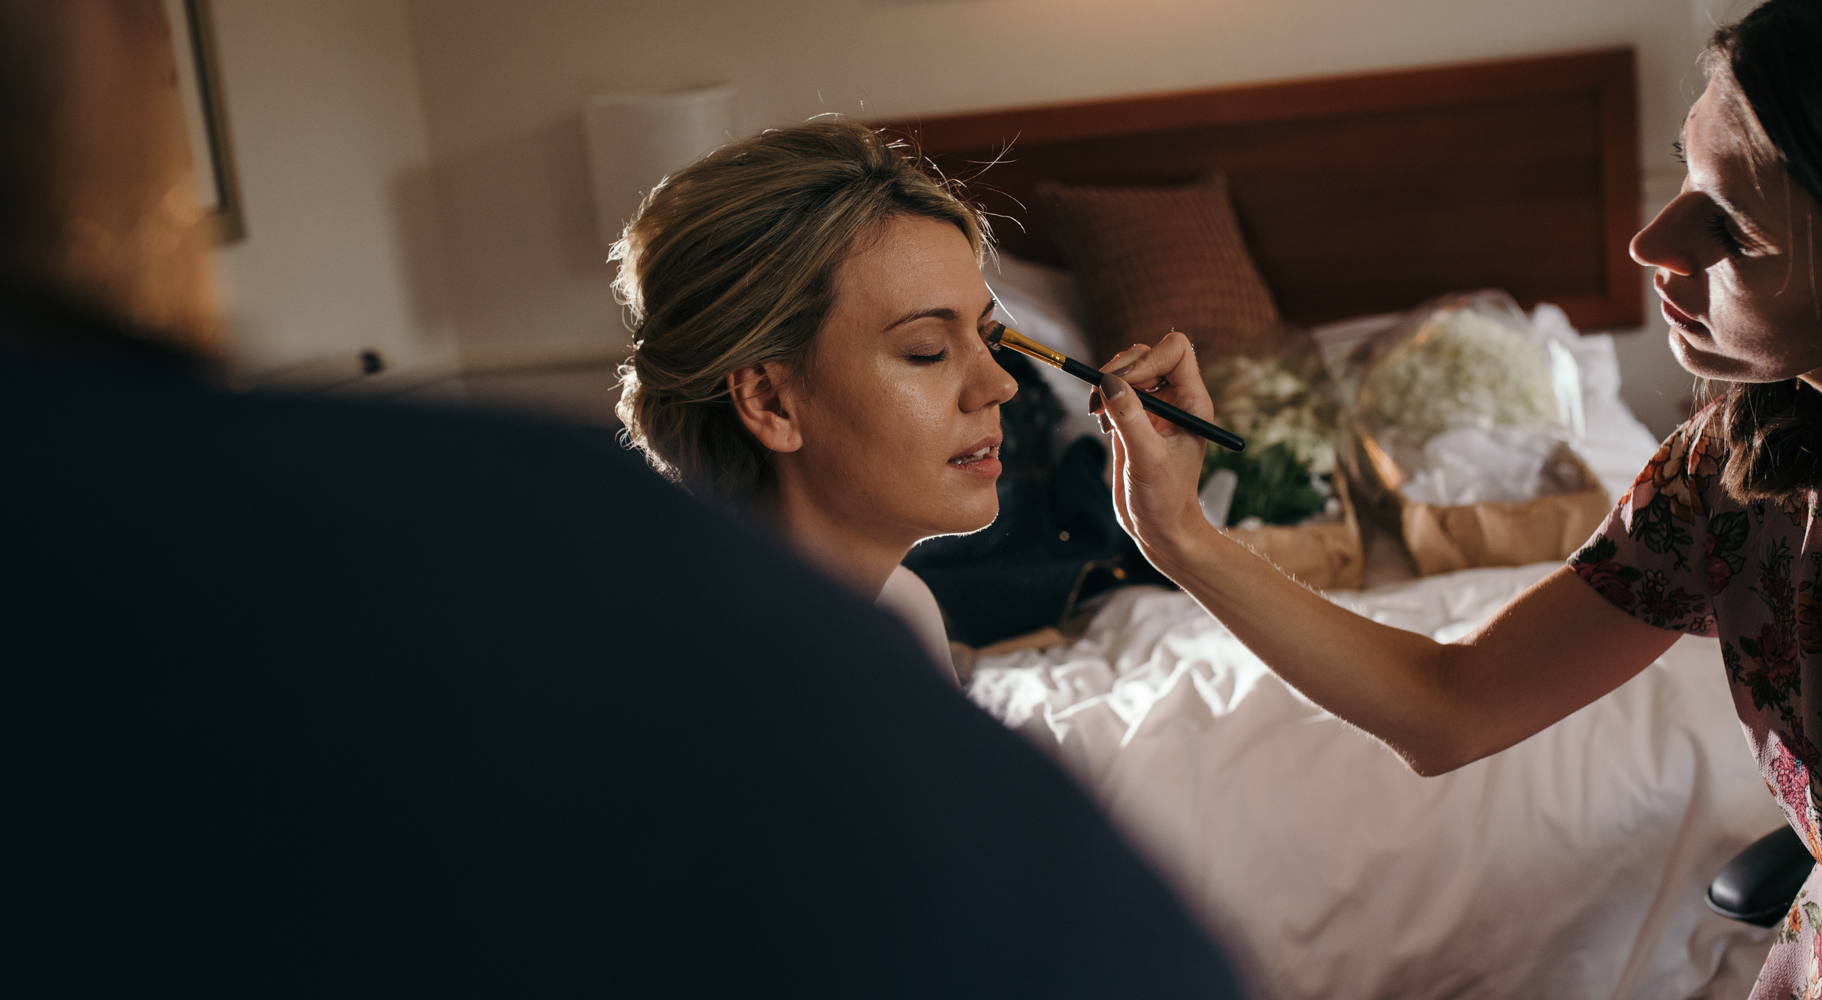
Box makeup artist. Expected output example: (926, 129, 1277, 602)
(1093, 1, 1822, 993)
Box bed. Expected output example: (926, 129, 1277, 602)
(877, 50, 1783, 999)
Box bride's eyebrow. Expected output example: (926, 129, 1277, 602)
(881, 299, 996, 332)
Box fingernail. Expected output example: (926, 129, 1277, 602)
(1087, 388, 1102, 414)
(1111, 365, 1133, 378)
(1100, 372, 1128, 400)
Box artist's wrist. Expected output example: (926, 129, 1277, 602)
(1140, 507, 1221, 581)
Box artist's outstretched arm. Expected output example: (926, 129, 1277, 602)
(1091, 334, 1678, 775)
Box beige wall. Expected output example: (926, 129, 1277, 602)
(209, 0, 456, 380)
(202, 0, 1755, 432)
(403, 0, 1751, 436)
(410, 0, 1708, 156)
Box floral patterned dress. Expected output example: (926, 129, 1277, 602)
(1570, 414, 1822, 999)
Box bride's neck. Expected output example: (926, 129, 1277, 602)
(769, 479, 907, 601)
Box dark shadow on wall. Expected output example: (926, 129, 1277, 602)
(418, 114, 631, 354)
(456, 364, 625, 430)
(388, 163, 457, 349)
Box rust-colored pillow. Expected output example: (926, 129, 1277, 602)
(1036, 175, 1279, 364)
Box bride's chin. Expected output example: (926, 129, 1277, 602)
(935, 503, 999, 539)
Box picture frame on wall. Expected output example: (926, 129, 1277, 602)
(163, 0, 245, 243)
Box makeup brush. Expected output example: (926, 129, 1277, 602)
(984, 322, 1246, 452)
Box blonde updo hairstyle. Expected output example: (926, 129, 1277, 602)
(614, 119, 986, 507)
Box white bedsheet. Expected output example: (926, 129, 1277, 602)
(971, 575, 1782, 999)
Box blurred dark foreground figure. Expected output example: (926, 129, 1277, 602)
(0, 3, 1242, 996)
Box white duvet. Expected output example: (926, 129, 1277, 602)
(971, 573, 1779, 998)
(966, 327, 1785, 998)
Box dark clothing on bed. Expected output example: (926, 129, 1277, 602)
(0, 300, 1240, 998)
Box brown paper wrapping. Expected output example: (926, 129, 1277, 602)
(1396, 448, 1610, 577)
(1226, 474, 1365, 590)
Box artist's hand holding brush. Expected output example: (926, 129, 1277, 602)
(1088, 331, 1217, 569)
(1090, 329, 1659, 780)
(1087, 330, 1387, 713)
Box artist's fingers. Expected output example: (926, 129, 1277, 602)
(1105, 337, 1184, 383)
(1090, 387, 1118, 435)
(1147, 331, 1205, 405)
(1099, 343, 1155, 385)
(1110, 332, 1214, 425)
(1105, 407, 1132, 528)
(1100, 372, 1173, 471)
(1103, 335, 1180, 383)
(1094, 347, 1164, 436)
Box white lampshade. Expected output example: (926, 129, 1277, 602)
(583, 84, 735, 248)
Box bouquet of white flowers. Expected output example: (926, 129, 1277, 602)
(1334, 290, 1583, 511)
(1198, 337, 1342, 529)
(1194, 334, 1365, 589)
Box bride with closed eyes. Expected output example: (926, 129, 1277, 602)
(614, 119, 1017, 681)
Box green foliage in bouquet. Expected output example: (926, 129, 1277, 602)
(1196, 339, 1341, 527)
(1201, 350, 1338, 476)
(1201, 441, 1328, 527)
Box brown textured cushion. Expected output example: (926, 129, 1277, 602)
(1036, 175, 1279, 364)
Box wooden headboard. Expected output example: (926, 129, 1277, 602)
(875, 49, 1641, 331)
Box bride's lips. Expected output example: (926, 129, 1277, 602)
(947, 434, 1003, 477)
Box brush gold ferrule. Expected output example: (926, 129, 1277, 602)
(994, 326, 1067, 369)
(984, 319, 1246, 451)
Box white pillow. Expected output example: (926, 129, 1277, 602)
(985, 253, 1097, 359)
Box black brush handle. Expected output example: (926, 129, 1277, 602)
(1059, 357, 1246, 453)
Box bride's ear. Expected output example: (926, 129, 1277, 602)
(728, 363, 803, 453)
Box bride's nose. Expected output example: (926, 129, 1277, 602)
(961, 343, 1018, 412)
